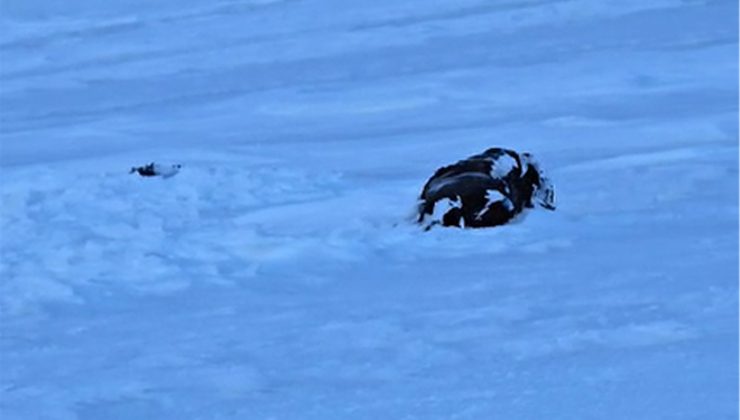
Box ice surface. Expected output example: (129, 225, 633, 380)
(0, 0, 737, 419)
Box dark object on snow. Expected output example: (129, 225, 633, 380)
(130, 162, 182, 178)
(417, 148, 555, 229)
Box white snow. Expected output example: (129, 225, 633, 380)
(151, 163, 181, 178)
(1, 0, 738, 419)
(488, 153, 518, 178)
(485, 189, 506, 204)
(475, 189, 514, 221)
(425, 196, 461, 226)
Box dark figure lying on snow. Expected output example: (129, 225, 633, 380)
(417, 148, 555, 229)
(130, 162, 182, 178)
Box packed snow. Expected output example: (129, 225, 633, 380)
(1, 0, 738, 419)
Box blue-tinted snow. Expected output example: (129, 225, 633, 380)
(1, 0, 738, 419)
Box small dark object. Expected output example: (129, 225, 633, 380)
(130, 162, 182, 178)
(130, 162, 157, 176)
(417, 147, 555, 229)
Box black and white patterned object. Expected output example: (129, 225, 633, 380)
(129, 162, 182, 178)
(417, 148, 555, 229)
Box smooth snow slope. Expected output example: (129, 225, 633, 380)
(1, 0, 738, 419)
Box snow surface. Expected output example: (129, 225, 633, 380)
(1, 0, 738, 419)
(489, 153, 518, 178)
(482, 190, 513, 213)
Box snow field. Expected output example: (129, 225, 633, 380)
(1, 0, 738, 418)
